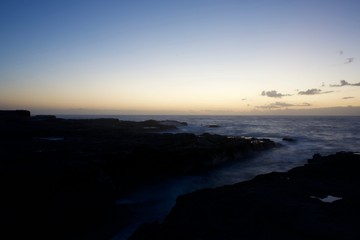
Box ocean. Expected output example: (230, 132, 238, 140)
(60, 115, 360, 239)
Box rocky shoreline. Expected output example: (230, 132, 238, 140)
(0, 110, 275, 239)
(129, 152, 360, 240)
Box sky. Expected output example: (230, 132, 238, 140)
(0, 0, 360, 115)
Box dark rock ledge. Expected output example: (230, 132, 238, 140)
(130, 152, 360, 240)
(0, 110, 275, 240)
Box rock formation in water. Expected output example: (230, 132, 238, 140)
(130, 152, 360, 240)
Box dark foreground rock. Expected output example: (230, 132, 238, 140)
(0, 109, 30, 120)
(0, 110, 275, 239)
(130, 152, 360, 240)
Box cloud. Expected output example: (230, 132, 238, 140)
(331, 80, 349, 87)
(261, 90, 291, 98)
(343, 97, 354, 100)
(330, 80, 360, 87)
(344, 57, 355, 64)
(256, 102, 311, 109)
(298, 88, 334, 95)
(298, 89, 321, 95)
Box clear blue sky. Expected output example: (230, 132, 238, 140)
(1, 0, 360, 115)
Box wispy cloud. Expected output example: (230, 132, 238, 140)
(256, 102, 311, 109)
(330, 80, 360, 87)
(261, 90, 291, 98)
(298, 88, 333, 95)
(343, 97, 354, 100)
(344, 57, 355, 64)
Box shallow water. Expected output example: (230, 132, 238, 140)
(60, 115, 360, 239)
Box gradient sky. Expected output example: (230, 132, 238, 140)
(1, 0, 360, 115)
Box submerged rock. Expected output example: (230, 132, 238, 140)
(282, 137, 296, 142)
(159, 120, 188, 127)
(32, 115, 57, 121)
(130, 152, 360, 240)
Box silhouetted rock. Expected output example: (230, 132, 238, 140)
(129, 152, 360, 240)
(207, 124, 220, 128)
(0, 110, 276, 239)
(0, 110, 30, 120)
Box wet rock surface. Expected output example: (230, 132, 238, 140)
(130, 152, 360, 240)
(0, 111, 275, 239)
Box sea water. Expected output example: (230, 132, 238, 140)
(60, 115, 360, 239)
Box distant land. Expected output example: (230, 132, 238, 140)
(21, 106, 360, 116)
